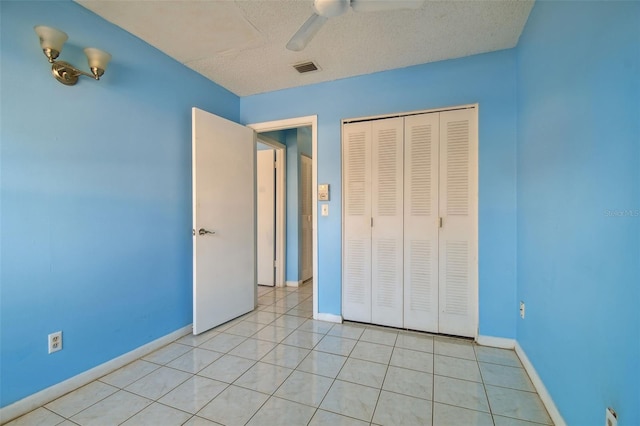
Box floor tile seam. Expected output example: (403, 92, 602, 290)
(360, 342, 394, 424)
(431, 352, 477, 362)
(160, 378, 233, 414)
(477, 359, 526, 370)
(270, 378, 328, 410)
(124, 368, 193, 401)
(39, 406, 71, 424)
(431, 340, 436, 426)
(491, 413, 553, 426)
(311, 407, 373, 426)
(185, 334, 221, 348)
(148, 397, 205, 418)
(433, 400, 494, 417)
(394, 344, 435, 354)
(157, 358, 225, 377)
(244, 318, 279, 327)
(97, 362, 162, 389)
(66, 388, 152, 425)
(313, 345, 355, 358)
(387, 360, 434, 375)
(483, 382, 540, 394)
(195, 369, 249, 386)
(348, 353, 392, 366)
(230, 370, 294, 398)
(475, 353, 496, 421)
(239, 366, 299, 426)
(378, 386, 434, 403)
(45, 381, 121, 419)
(357, 338, 397, 348)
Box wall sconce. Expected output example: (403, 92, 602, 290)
(34, 25, 112, 86)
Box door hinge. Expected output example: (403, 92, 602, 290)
(192, 228, 195, 236)
(439, 217, 443, 228)
(371, 217, 373, 227)
(274, 161, 277, 169)
(274, 259, 277, 267)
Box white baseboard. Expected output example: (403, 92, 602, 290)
(515, 342, 566, 426)
(0, 324, 192, 424)
(476, 335, 516, 349)
(285, 280, 302, 287)
(315, 313, 342, 323)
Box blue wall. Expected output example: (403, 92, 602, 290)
(516, 1, 640, 424)
(241, 50, 519, 339)
(0, 1, 239, 407)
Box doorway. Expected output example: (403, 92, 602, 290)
(248, 116, 319, 319)
(256, 137, 286, 287)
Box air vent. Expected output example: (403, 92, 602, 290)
(293, 61, 319, 74)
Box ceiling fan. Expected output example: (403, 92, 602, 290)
(286, 0, 426, 51)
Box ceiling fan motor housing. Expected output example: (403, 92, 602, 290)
(314, 0, 350, 17)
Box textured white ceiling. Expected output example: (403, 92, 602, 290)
(76, 0, 534, 96)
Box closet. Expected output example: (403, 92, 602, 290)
(342, 107, 477, 337)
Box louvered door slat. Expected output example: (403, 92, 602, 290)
(438, 109, 478, 337)
(371, 117, 404, 328)
(342, 122, 372, 323)
(404, 113, 440, 332)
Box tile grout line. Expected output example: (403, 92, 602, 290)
(473, 344, 498, 426)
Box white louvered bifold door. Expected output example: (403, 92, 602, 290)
(342, 122, 372, 323)
(403, 113, 440, 332)
(300, 155, 313, 282)
(371, 118, 404, 328)
(438, 109, 478, 337)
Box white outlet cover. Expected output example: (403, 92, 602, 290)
(48, 331, 63, 354)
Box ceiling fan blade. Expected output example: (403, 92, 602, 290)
(350, 0, 425, 13)
(286, 13, 329, 51)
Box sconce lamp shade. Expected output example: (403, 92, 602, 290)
(84, 47, 112, 72)
(34, 25, 68, 52)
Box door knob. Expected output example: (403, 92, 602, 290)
(198, 228, 216, 236)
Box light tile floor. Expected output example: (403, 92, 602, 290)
(7, 282, 553, 426)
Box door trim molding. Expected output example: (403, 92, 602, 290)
(247, 116, 319, 319)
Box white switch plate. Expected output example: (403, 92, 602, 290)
(321, 204, 329, 216)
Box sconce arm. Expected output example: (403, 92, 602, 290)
(51, 61, 101, 86)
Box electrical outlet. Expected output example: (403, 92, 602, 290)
(519, 301, 525, 319)
(606, 407, 617, 426)
(48, 331, 62, 354)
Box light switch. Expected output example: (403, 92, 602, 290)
(321, 204, 329, 216)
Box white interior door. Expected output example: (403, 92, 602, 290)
(404, 113, 440, 332)
(438, 108, 478, 337)
(257, 149, 276, 286)
(371, 117, 404, 328)
(192, 107, 256, 335)
(300, 154, 313, 282)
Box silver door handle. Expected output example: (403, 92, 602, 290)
(198, 228, 216, 236)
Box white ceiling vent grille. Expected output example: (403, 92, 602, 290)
(293, 61, 320, 74)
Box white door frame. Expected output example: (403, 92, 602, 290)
(257, 135, 286, 287)
(248, 116, 319, 319)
